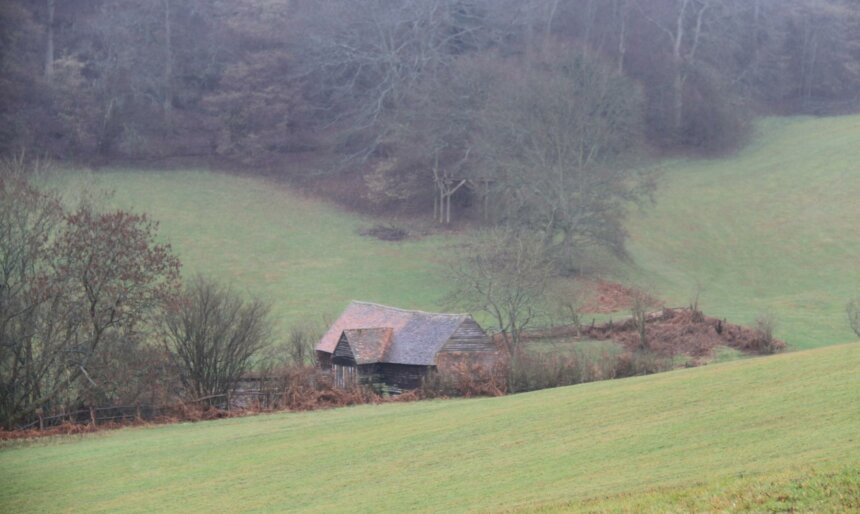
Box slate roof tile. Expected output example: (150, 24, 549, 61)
(316, 301, 472, 366)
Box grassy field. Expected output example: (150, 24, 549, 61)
(626, 115, 860, 348)
(50, 115, 860, 349)
(1, 342, 858, 512)
(54, 170, 459, 338)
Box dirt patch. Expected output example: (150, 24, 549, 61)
(578, 280, 662, 313)
(359, 223, 409, 241)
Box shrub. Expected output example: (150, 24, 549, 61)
(162, 276, 272, 404)
(613, 350, 674, 378)
(847, 298, 860, 338)
(421, 359, 507, 398)
(750, 314, 780, 355)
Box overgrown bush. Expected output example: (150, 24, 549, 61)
(749, 314, 780, 355)
(847, 298, 860, 338)
(273, 366, 379, 411)
(612, 351, 674, 377)
(420, 359, 506, 398)
(500, 347, 671, 394)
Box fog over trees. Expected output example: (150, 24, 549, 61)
(1, 0, 859, 247)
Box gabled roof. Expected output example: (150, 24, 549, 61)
(341, 327, 393, 365)
(317, 301, 471, 366)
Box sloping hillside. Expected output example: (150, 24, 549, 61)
(2, 343, 858, 512)
(55, 170, 458, 336)
(53, 115, 860, 349)
(627, 115, 860, 348)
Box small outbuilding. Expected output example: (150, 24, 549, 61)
(316, 301, 497, 391)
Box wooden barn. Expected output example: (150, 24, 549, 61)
(316, 301, 497, 391)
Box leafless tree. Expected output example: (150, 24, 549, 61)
(476, 47, 652, 264)
(446, 229, 555, 360)
(284, 324, 319, 367)
(162, 276, 272, 403)
(297, 0, 491, 165)
(847, 299, 860, 338)
(0, 160, 64, 428)
(638, 0, 714, 135)
(0, 158, 181, 428)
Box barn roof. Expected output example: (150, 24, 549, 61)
(341, 328, 393, 365)
(317, 301, 471, 366)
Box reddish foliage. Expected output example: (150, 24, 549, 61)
(610, 308, 786, 357)
(521, 307, 785, 358)
(579, 280, 662, 313)
(419, 357, 507, 398)
(271, 367, 378, 411)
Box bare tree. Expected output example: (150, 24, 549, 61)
(0, 161, 64, 428)
(630, 292, 655, 352)
(476, 47, 651, 264)
(847, 299, 860, 338)
(284, 324, 319, 367)
(297, 0, 490, 165)
(446, 229, 555, 364)
(638, 0, 713, 135)
(44, 0, 54, 78)
(162, 276, 271, 403)
(0, 159, 181, 428)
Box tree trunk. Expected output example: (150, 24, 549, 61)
(673, 59, 684, 133)
(44, 0, 55, 79)
(163, 0, 173, 116)
(543, 0, 560, 51)
(672, 0, 688, 135)
(616, 0, 628, 74)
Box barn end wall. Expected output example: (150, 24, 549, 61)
(316, 351, 332, 370)
(441, 318, 496, 353)
(435, 350, 500, 374)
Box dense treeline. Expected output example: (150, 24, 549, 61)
(1, 1, 859, 229)
(3, 1, 857, 156)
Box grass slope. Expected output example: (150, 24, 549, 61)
(2, 343, 858, 513)
(627, 115, 860, 348)
(54, 115, 860, 348)
(56, 170, 457, 337)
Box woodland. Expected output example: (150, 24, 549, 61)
(2, 1, 859, 222)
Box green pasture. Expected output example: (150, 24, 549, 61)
(2, 342, 858, 512)
(50, 114, 860, 349)
(53, 170, 458, 339)
(523, 338, 622, 357)
(626, 115, 860, 348)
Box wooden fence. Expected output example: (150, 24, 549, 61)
(14, 381, 314, 431)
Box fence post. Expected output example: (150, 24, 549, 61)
(226, 391, 231, 411)
(136, 403, 142, 422)
(89, 406, 96, 427)
(36, 408, 44, 431)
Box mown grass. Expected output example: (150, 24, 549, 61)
(626, 115, 860, 348)
(1, 343, 857, 512)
